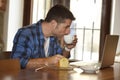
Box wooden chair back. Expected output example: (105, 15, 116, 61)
(0, 51, 11, 59)
(0, 59, 20, 72)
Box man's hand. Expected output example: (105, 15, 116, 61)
(65, 35, 78, 49)
(46, 54, 64, 65)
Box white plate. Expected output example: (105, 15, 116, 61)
(70, 61, 101, 73)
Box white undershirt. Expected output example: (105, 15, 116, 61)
(44, 37, 50, 57)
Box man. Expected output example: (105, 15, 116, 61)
(11, 5, 77, 69)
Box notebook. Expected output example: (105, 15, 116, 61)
(100, 35, 119, 69)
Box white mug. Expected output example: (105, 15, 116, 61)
(64, 35, 74, 44)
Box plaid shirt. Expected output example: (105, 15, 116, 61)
(11, 20, 63, 69)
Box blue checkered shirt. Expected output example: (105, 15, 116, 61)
(11, 20, 63, 69)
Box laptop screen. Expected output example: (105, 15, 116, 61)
(100, 35, 119, 69)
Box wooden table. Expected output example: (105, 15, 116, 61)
(0, 63, 120, 80)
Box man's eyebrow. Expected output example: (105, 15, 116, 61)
(66, 25, 70, 28)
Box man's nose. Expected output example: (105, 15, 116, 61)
(65, 29, 70, 35)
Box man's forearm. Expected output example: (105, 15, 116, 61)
(26, 54, 63, 69)
(26, 58, 48, 69)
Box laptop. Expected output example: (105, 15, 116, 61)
(70, 35, 119, 70)
(100, 35, 119, 69)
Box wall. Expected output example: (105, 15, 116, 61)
(111, 0, 120, 54)
(3, 0, 24, 51)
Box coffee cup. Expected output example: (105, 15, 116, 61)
(64, 35, 74, 44)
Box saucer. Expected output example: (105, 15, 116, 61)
(79, 63, 101, 73)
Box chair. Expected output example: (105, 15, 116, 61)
(0, 59, 20, 72)
(0, 51, 11, 59)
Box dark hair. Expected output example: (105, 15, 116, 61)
(45, 5, 75, 23)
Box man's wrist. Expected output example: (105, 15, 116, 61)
(64, 46, 71, 52)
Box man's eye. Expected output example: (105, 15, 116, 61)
(66, 26, 70, 29)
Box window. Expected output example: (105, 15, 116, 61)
(70, 0, 102, 61)
(31, 0, 51, 23)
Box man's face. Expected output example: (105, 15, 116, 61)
(53, 19, 72, 38)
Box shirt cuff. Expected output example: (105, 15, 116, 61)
(64, 47, 71, 52)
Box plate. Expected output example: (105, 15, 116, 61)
(69, 59, 80, 62)
(50, 66, 73, 70)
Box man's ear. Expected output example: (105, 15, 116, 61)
(51, 20, 57, 28)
